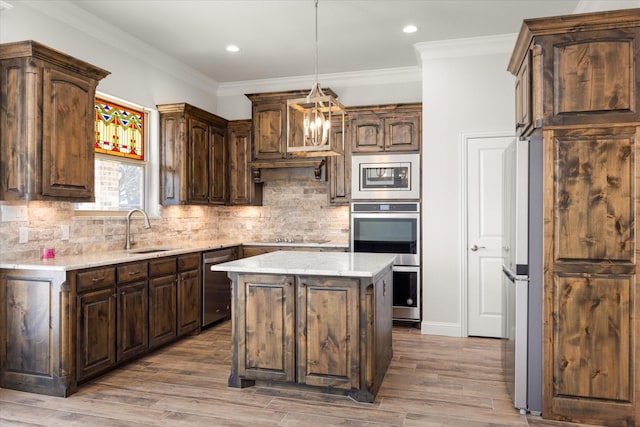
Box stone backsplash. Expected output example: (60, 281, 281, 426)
(1, 167, 350, 260)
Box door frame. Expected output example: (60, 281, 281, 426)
(460, 130, 514, 338)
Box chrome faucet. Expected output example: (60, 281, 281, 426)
(125, 208, 151, 250)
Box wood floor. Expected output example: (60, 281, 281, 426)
(1, 321, 599, 427)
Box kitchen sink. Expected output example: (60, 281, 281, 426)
(128, 247, 175, 254)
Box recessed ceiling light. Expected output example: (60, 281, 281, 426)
(226, 45, 240, 53)
(403, 25, 418, 34)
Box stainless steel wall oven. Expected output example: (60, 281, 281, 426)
(351, 202, 421, 321)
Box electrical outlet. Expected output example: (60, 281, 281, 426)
(19, 227, 28, 243)
(61, 224, 70, 241)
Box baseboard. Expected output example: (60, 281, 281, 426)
(420, 321, 463, 337)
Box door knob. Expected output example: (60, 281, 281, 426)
(470, 244, 486, 251)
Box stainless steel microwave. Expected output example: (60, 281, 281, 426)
(351, 153, 420, 200)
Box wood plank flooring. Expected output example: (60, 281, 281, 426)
(1, 322, 600, 426)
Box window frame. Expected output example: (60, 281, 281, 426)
(74, 93, 158, 218)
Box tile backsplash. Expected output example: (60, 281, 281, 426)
(1, 167, 350, 259)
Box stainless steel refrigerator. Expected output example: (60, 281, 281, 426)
(501, 137, 543, 415)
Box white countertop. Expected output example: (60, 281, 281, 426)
(0, 240, 243, 271)
(0, 240, 349, 271)
(210, 250, 396, 278)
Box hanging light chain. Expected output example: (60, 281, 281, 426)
(314, 0, 319, 87)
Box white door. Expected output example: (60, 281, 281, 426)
(466, 134, 512, 338)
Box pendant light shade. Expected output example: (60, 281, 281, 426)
(287, 0, 345, 157)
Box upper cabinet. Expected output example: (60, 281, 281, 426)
(0, 40, 110, 201)
(508, 9, 640, 427)
(158, 103, 228, 206)
(228, 120, 262, 206)
(508, 10, 640, 135)
(350, 104, 421, 153)
(247, 90, 336, 161)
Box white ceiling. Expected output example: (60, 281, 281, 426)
(59, 1, 635, 83)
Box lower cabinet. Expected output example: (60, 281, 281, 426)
(177, 254, 201, 335)
(0, 250, 204, 396)
(0, 269, 72, 396)
(230, 267, 392, 402)
(116, 280, 149, 362)
(148, 257, 178, 349)
(296, 276, 360, 390)
(77, 286, 116, 382)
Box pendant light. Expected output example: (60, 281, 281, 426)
(287, 0, 345, 157)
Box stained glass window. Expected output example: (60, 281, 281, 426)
(95, 98, 144, 160)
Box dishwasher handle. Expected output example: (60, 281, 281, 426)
(203, 249, 236, 264)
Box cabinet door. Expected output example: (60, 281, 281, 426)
(0, 58, 30, 199)
(541, 28, 640, 127)
(159, 114, 186, 205)
(515, 52, 532, 135)
(253, 102, 285, 160)
(41, 67, 96, 200)
(237, 274, 295, 382)
(328, 118, 351, 204)
(228, 120, 257, 205)
(384, 113, 420, 152)
(296, 277, 359, 389)
(177, 269, 200, 336)
(77, 287, 116, 382)
(209, 125, 227, 205)
(148, 275, 177, 349)
(351, 115, 384, 153)
(543, 126, 638, 424)
(188, 117, 210, 204)
(116, 281, 148, 362)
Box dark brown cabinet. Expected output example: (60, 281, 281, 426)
(158, 103, 228, 205)
(228, 120, 262, 205)
(246, 90, 309, 161)
(76, 266, 117, 383)
(177, 254, 201, 336)
(350, 104, 421, 153)
(236, 274, 295, 383)
(508, 9, 640, 426)
(229, 264, 393, 402)
(116, 281, 148, 362)
(1, 251, 204, 397)
(148, 258, 178, 349)
(0, 40, 109, 201)
(327, 117, 351, 204)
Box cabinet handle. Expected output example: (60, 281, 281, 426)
(128, 271, 141, 276)
(92, 276, 105, 282)
(383, 280, 387, 296)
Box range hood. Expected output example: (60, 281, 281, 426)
(250, 158, 326, 182)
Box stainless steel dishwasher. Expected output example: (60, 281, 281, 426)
(202, 247, 238, 328)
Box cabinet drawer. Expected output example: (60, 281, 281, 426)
(76, 267, 116, 292)
(117, 261, 148, 284)
(178, 253, 200, 271)
(149, 257, 177, 278)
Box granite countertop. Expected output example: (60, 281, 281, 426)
(0, 240, 349, 271)
(0, 240, 243, 271)
(210, 250, 395, 278)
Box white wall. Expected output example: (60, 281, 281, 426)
(417, 35, 516, 336)
(0, 1, 220, 112)
(216, 67, 422, 120)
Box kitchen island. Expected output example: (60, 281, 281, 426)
(211, 250, 395, 402)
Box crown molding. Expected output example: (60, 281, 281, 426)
(415, 33, 517, 61)
(21, 0, 219, 96)
(217, 66, 422, 97)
